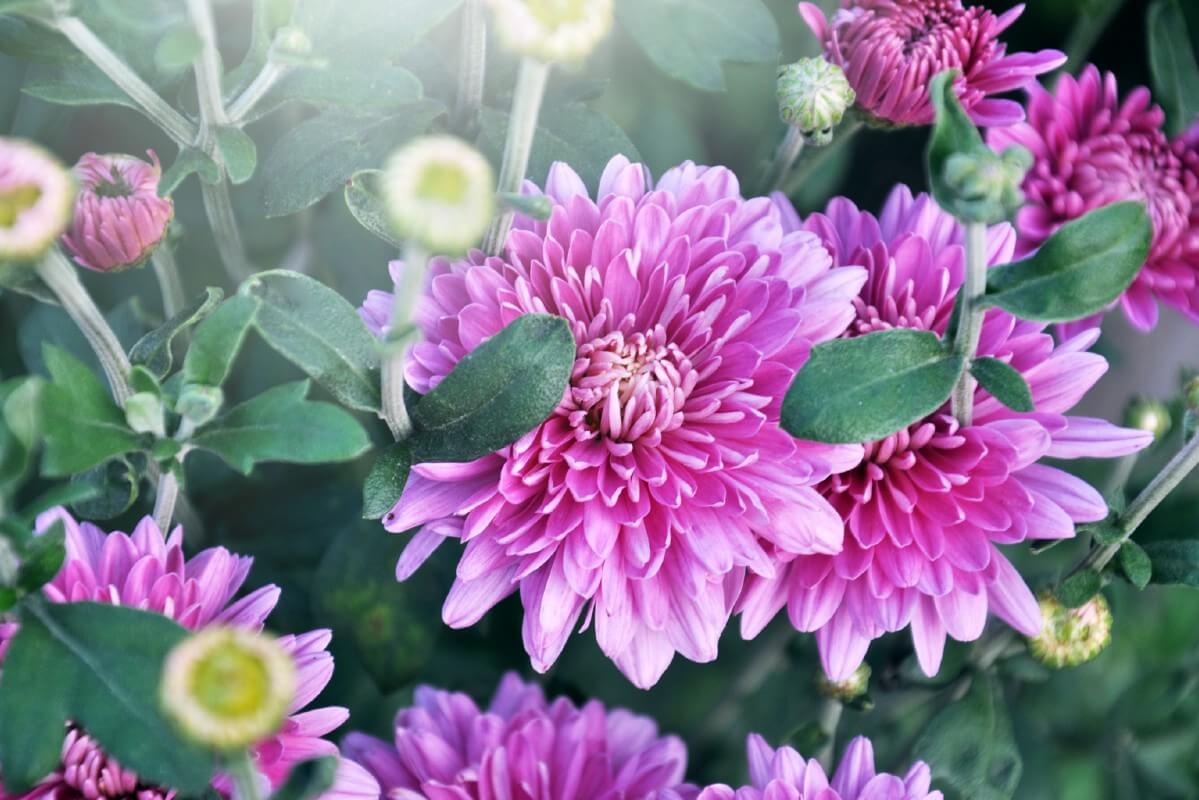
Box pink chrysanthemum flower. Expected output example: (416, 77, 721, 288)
(741, 187, 1153, 680)
(698, 734, 940, 800)
(0, 137, 75, 262)
(0, 509, 379, 800)
(342, 671, 694, 799)
(366, 156, 868, 688)
(798, 1, 1064, 127)
(988, 65, 1199, 332)
(61, 152, 174, 273)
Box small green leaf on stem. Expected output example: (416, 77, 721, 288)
(970, 357, 1034, 412)
(1057, 569, 1103, 608)
(363, 441, 412, 520)
(1119, 540, 1152, 589)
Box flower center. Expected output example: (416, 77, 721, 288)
(188, 643, 273, 718)
(92, 165, 135, 199)
(567, 327, 693, 443)
(415, 160, 470, 205)
(0, 183, 41, 227)
(526, 0, 588, 29)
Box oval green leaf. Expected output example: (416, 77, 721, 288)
(970, 356, 1034, 413)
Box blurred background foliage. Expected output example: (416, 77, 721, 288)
(2, 0, 1199, 797)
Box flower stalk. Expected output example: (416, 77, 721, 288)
(950, 221, 988, 426)
(452, 0, 488, 135)
(483, 57, 550, 257)
(153, 468, 180, 534)
(151, 246, 187, 318)
(813, 696, 844, 772)
(763, 126, 805, 194)
(381, 244, 429, 439)
(778, 118, 864, 197)
(200, 180, 253, 282)
(227, 60, 288, 124)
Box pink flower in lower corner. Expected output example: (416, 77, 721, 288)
(0, 509, 378, 800)
(988, 65, 1199, 332)
(699, 734, 940, 800)
(798, 1, 1064, 127)
(741, 187, 1153, 680)
(342, 672, 694, 800)
(365, 155, 869, 688)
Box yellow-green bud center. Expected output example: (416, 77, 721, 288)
(189, 643, 273, 719)
(0, 184, 41, 228)
(526, 0, 587, 29)
(416, 161, 470, 205)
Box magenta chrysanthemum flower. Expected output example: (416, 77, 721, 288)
(342, 672, 693, 799)
(61, 152, 174, 273)
(368, 156, 868, 688)
(740, 187, 1153, 680)
(0, 509, 378, 800)
(798, 1, 1064, 127)
(988, 65, 1199, 332)
(698, 734, 940, 800)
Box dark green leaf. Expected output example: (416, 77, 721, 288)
(17, 480, 103, 524)
(781, 329, 965, 444)
(1147, 0, 1199, 136)
(152, 24, 202, 74)
(926, 69, 989, 213)
(614, 0, 779, 91)
(0, 376, 42, 491)
(1089, 519, 1124, 546)
(69, 457, 141, 520)
(1057, 569, 1103, 608)
(1120, 540, 1153, 589)
(409, 315, 575, 463)
(983, 202, 1152, 322)
(182, 294, 259, 387)
(240, 270, 381, 412)
(22, 63, 139, 111)
(130, 288, 224, 378)
(363, 441, 411, 520)
(344, 169, 402, 249)
(215, 126, 258, 185)
(40, 346, 142, 477)
(15, 519, 64, 594)
(271, 757, 339, 800)
(971, 357, 1034, 412)
(159, 148, 221, 196)
(0, 17, 81, 65)
(1144, 540, 1199, 586)
(0, 601, 214, 794)
(191, 381, 371, 474)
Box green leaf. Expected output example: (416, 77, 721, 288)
(363, 441, 411, 520)
(18, 480, 103, 524)
(345, 169, 403, 249)
(1143, 540, 1199, 586)
(294, 0, 464, 61)
(409, 315, 575, 463)
(914, 675, 1022, 798)
(971, 357, 1034, 412)
(498, 191, 553, 221)
(0, 376, 43, 491)
(0, 17, 81, 65)
(1057, 569, 1103, 608)
(40, 346, 142, 478)
(15, 519, 64, 594)
(182, 294, 259, 387)
(261, 100, 443, 217)
(69, 457, 141, 520)
(130, 288, 225, 378)
(251, 62, 422, 122)
(215, 126, 258, 185)
(614, 0, 779, 91)
(983, 202, 1153, 323)
(781, 329, 965, 444)
(159, 148, 221, 196)
(270, 757, 339, 800)
(152, 24, 202, 74)
(1120, 540, 1153, 590)
(1148, 0, 1199, 136)
(0, 0, 50, 13)
(191, 381, 371, 474)
(0, 601, 214, 794)
(240, 270, 382, 412)
(22, 63, 139, 111)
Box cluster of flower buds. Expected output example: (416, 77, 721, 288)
(940, 144, 1033, 224)
(486, 0, 613, 63)
(776, 58, 855, 146)
(1028, 592, 1113, 669)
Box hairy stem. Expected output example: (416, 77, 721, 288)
(950, 222, 988, 426)
(227, 60, 288, 124)
(483, 57, 550, 257)
(381, 244, 429, 439)
(186, 0, 230, 133)
(152, 468, 180, 534)
(779, 118, 863, 197)
(200, 180, 253, 283)
(452, 0, 488, 135)
(36, 249, 132, 406)
(151, 247, 187, 318)
(227, 750, 262, 800)
(814, 697, 844, 772)
(762, 126, 805, 194)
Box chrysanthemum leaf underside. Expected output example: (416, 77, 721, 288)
(982, 201, 1152, 323)
(1142, 540, 1199, 586)
(782, 329, 965, 444)
(0, 600, 214, 795)
(408, 314, 575, 463)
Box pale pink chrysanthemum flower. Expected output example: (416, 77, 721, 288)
(698, 734, 941, 800)
(342, 671, 695, 799)
(798, 1, 1065, 127)
(61, 152, 174, 273)
(741, 187, 1153, 680)
(988, 65, 1199, 332)
(0, 509, 379, 800)
(365, 155, 868, 689)
(0, 137, 75, 262)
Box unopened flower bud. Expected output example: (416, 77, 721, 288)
(272, 25, 312, 59)
(941, 145, 1032, 224)
(161, 627, 296, 750)
(1123, 396, 1171, 441)
(777, 58, 855, 146)
(125, 391, 165, 437)
(0, 138, 75, 271)
(1185, 377, 1199, 413)
(486, 0, 613, 63)
(177, 384, 224, 428)
(1028, 591, 1112, 669)
(382, 136, 495, 254)
(818, 663, 870, 702)
(62, 152, 174, 273)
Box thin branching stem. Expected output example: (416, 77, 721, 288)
(950, 222, 988, 426)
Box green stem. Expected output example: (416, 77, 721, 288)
(950, 222, 988, 426)
(381, 244, 429, 439)
(227, 60, 289, 124)
(150, 247, 187, 319)
(779, 118, 863, 197)
(226, 750, 263, 800)
(36, 249, 132, 406)
(452, 0, 488, 135)
(52, 16, 197, 146)
(483, 57, 550, 257)
(762, 126, 805, 194)
(200, 180, 253, 283)
(186, 0, 230, 134)
(152, 468, 180, 534)
(814, 697, 844, 772)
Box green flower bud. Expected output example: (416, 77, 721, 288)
(1028, 591, 1112, 669)
(940, 145, 1032, 224)
(817, 663, 870, 702)
(124, 391, 165, 437)
(487, 0, 613, 63)
(1185, 377, 1199, 413)
(177, 384, 225, 428)
(777, 58, 855, 146)
(1123, 396, 1171, 442)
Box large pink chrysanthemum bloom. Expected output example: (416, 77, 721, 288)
(743, 187, 1153, 680)
(698, 734, 940, 800)
(61, 152, 174, 273)
(988, 65, 1199, 332)
(0, 509, 379, 800)
(798, 1, 1064, 127)
(342, 671, 694, 799)
(366, 156, 868, 689)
